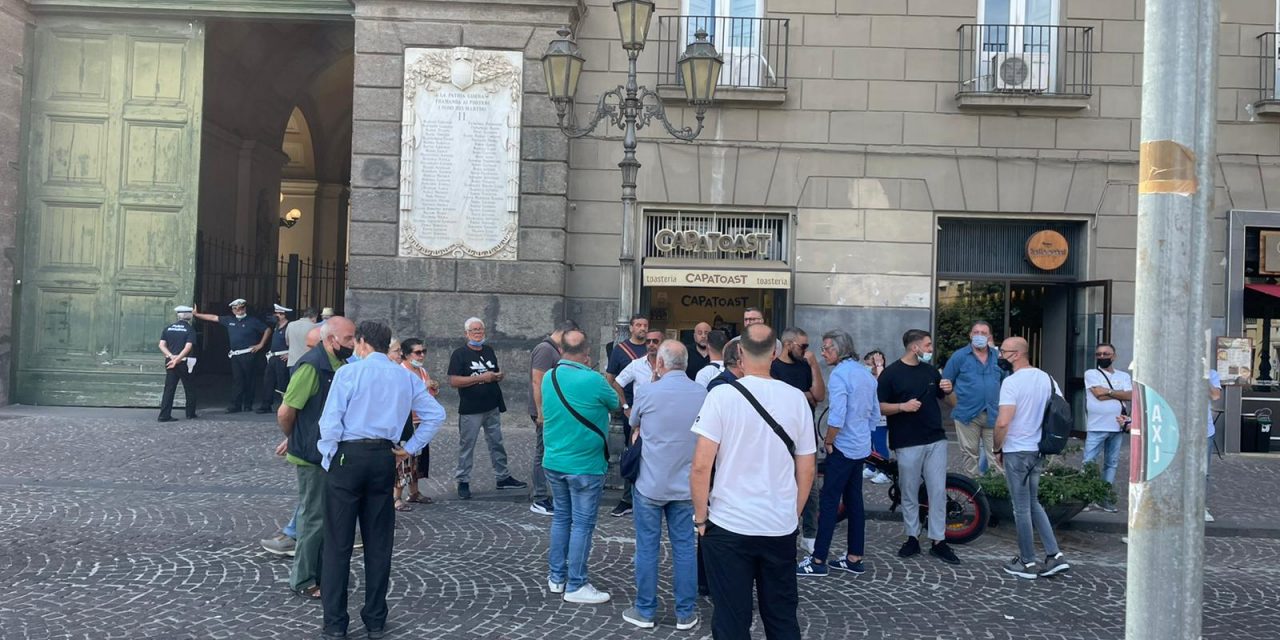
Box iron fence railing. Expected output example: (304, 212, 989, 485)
(1257, 32, 1279, 103)
(656, 15, 789, 90)
(195, 232, 343, 316)
(957, 24, 1094, 96)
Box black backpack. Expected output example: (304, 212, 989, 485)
(1039, 374, 1072, 455)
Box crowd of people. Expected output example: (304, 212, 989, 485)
(157, 298, 1231, 638)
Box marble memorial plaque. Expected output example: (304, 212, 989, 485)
(398, 47, 522, 260)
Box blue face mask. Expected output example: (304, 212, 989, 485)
(971, 335, 989, 349)
(468, 339, 485, 348)
(919, 351, 934, 364)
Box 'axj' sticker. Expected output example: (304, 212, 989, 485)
(1129, 382, 1181, 483)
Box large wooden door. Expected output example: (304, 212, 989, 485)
(17, 17, 204, 405)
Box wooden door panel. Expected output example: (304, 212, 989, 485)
(17, 17, 203, 405)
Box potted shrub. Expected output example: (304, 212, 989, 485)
(977, 461, 1114, 527)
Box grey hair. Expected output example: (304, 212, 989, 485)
(656, 340, 688, 371)
(723, 339, 741, 366)
(319, 322, 335, 340)
(464, 317, 485, 331)
(780, 327, 806, 343)
(822, 330, 857, 361)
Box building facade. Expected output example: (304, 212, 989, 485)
(3, 0, 1279, 452)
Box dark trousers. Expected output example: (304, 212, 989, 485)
(258, 356, 290, 410)
(702, 523, 801, 640)
(815, 449, 864, 561)
(322, 442, 396, 634)
(159, 361, 196, 418)
(228, 352, 256, 410)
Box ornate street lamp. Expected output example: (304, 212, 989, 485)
(542, 7, 721, 344)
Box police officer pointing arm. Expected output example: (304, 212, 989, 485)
(193, 299, 272, 413)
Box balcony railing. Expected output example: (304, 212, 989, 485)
(656, 15, 789, 91)
(957, 24, 1094, 98)
(1257, 32, 1280, 104)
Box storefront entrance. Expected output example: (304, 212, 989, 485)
(1225, 211, 1280, 453)
(935, 218, 1109, 419)
(642, 286, 787, 341)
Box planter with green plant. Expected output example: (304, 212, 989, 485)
(977, 461, 1114, 527)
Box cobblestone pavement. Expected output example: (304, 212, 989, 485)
(1, 406, 1278, 640)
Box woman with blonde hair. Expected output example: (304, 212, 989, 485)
(395, 338, 440, 510)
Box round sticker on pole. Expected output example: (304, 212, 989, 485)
(1129, 382, 1181, 483)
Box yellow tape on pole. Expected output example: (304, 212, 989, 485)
(1138, 140, 1198, 195)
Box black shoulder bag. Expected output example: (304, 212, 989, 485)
(727, 379, 797, 457)
(550, 367, 609, 463)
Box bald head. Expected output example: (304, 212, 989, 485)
(561, 329, 590, 363)
(655, 339, 688, 374)
(693, 322, 712, 348)
(305, 326, 322, 349)
(320, 316, 356, 357)
(999, 336, 1031, 371)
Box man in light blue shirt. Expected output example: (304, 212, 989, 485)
(318, 321, 445, 639)
(798, 330, 880, 578)
(623, 340, 706, 630)
(941, 320, 1004, 475)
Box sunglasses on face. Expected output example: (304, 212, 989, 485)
(411, 350, 426, 355)
(796, 343, 809, 351)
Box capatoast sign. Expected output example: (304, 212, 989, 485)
(653, 228, 773, 256)
(642, 267, 792, 290)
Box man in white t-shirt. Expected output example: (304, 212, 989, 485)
(691, 324, 817, 639)
(612, 329, 663, 411)
(1082, 342, 1132, 512)
(993, 337, 1070, 580)
(695, 330, 728, 387)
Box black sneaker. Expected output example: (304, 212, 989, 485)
(530, 499, 553, 516)
(457, 482, 471, 500)
(897, 536, 921, 558)
(496, 476, 528, 490)
(930, 541, 961, 565)
(254, 407, 273, 414)
(610, 501, 633, 517)
(158, 416, 177, 423)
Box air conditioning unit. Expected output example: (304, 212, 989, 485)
(991, 53, 1050, 92)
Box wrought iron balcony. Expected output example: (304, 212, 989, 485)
(1254, 32, 1280, 117)
(655, 15, 789, 101)
(956, 24, 1094, 109)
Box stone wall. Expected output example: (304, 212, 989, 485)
(561, 0, 1279, 361)
(0, 0, 30, 405)
(346, 0, 585, 403)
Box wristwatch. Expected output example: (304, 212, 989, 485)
(692, 515, 707, 526)
(622, 403, 630, 410)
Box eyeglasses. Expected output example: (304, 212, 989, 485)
(796, 344, 809, 351)
(466, 328, 485, 334)
(411, 350, 426, 355)
(999, 349, 1017, 356)
(1095, 352, 1113, 357)
(821, 345, 835, 352)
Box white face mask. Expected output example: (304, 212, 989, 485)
(177, 312, 193, 321)
(234, 313, 247, 320)
(410, 359, 423, 368)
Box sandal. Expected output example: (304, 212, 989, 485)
(408, 494, 433, 505)
(394, 499, 413, 512)
(294, 584, 321, 600)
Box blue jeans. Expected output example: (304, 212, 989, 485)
(1003, 452, 1060, 563)
(1083, 431, 1125, 486)
(815, 448, 864, 562)
(283, 503, 301, 539)
(545, 469, 605, 592)
(632, 492, 697, 619)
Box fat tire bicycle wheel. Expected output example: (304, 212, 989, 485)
(917, 473, 989, 545)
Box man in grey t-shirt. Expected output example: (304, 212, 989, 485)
(529, 320, 579, 515)
(285, 308, 318, 370)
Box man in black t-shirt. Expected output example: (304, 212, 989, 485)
(604, 313, 649, 517)
(770, 327, 826, 553)
(686, 321, 712, 380)
(876, 329, 960, 565)
(447, 317, 527, 500)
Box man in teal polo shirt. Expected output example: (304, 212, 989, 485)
(278, 316, 356, 599)
(541, 328, 620, 605)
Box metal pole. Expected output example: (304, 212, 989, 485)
(1126, 0, 1217, 638)
(616, 50, 641, 346)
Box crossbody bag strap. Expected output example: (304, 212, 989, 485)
(727, 379, 796, 457)
(551, 367, 609, 462)
(1096, 368, 1129, 416)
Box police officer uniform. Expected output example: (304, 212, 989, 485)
(158, 306, 198, 422)
(257, 304, 293, 413)
(220, 298, 269, 413)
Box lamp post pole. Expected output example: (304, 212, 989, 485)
(541, 3, 722, 346)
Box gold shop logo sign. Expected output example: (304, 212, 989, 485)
(653, 228, 772, 256)
(1026, 230, 1070, 271)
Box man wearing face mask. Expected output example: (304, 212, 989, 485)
(448, 317, 526, 500)
(157, 305, 199, 422)
(941, 321, 1005, 475)
(877, 329, 959, 565)
(277, 316, 355, 602)
(193, 299, 270, 413)
(1082, 343, 1131, 512)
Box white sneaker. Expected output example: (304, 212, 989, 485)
(870, 472, 891, 485)
(800, 537, 816, 554)
(1204, 509, 1215, 523)
(1121, 536, 1129, 544)
(564, 583, 610, 604)
(862, 467, 876, 480)
(547, 579, 565, 594)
